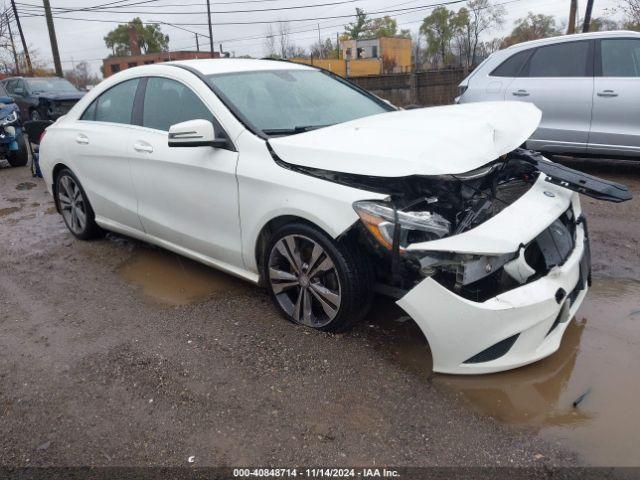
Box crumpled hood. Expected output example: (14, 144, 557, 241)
(269, 101, 542, 177)
(38, 91, 85, 101)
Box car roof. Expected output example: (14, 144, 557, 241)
(506, 30, 640, 50)
(167, 58, 316, 75)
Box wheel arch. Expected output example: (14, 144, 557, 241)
(51, 162, 72, 213)
(253, 213, 355, 286)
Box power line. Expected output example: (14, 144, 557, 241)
(36, 0, 535, 68)
(16, 0, 364, 15)
(18, 0, 474, 26)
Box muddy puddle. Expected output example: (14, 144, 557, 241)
(364, 279, 640, 466)
(15, 181, 37, 191)
(118, 247, 244, 305)
(0, 206, 21, 217)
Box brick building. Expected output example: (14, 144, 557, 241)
(340, 37, 412, 73)
(102, 50, 219, 78)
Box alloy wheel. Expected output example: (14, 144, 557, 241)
(58, 175, 87, 235)
(268, 234, 342, 328)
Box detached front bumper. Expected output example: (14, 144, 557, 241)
(397, 176, 590, 375)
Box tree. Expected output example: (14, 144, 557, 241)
(453, 0, 505, 68)
(104, 18, 169, 56)
(64, 61, 101, 89)
(620, 0, 640, 25)
(310, 38, 338, 59)
(584, 17, 620, 31)
(420, 7, 458, 66)
(503, 12, 560, 46)
(264, 25, 278, 58)
(343, 10, 411, 40)
(477, 37, 504, 58)
(344, 8, 369, 39)
(0, 46, 52, 76)
(367, 16, 411, 38)
(271, 22, 305, 59)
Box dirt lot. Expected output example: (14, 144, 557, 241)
(0, 159, 639, 468)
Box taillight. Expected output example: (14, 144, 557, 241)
(39, 129, 47, 144)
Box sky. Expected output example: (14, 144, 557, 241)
(6, 0, 622, 76)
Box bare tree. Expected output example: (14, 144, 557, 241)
(64, 61, 101, 89)
(454, 0, 506, 69)
(275, 22, 305, 59)
(278, 22, 291, 59)
(619, 0, 640, 27)
(310, 38, 337, 59)
(264, 25, 277, 58)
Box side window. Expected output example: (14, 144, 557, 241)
(601, 39, 640, 77)
(4, 80, 16, 94)
(81, 78, 139, 124)
(527, 41, 590, 77)
(490, 50, 531, 77)
(142, 77, 212, 131)
(81, 100, 97, 121)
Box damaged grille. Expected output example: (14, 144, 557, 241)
(436, 208, 579, 303)
(525, 208, 576, 274)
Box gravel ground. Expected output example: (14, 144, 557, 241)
(0, 159, 637, 468)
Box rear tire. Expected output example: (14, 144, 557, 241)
(6, 135, 28, 167)
(55, 168, 101, 240)
(263, 222, 373, 332)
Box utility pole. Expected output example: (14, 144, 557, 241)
(195, 33, 200, 52)
(568, 0, 578, 34)
(206, 0, 214, 56)
(317, 24, 321, 58)
(10, 0, 32, 75)
(583, 0, 595, 32)
(43, 0, 63, 77)
(5, 13, 20, 74)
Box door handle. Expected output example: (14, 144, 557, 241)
(597, 89, 618, 97)
(75, 134, 89, 145)
(512, 89, 530, 97)
(133, 142, 153, 153)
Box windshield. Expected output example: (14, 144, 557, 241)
(26, 77, 78, 94)
(207, 69, 392, 135)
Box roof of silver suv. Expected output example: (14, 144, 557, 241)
(505, 30, 640, 50)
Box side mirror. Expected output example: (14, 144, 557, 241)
(168, 119, 228, 148)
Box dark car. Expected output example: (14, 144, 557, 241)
(1, 76, 85, 121)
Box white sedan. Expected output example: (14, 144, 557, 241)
(39, 59, 630, 374)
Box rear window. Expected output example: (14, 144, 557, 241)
(490, 50, 530, 77)
(601, 38, 640, 77)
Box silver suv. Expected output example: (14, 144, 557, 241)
(457, 31, 640, 158)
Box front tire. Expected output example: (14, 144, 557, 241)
(6, 135, 28, 167)
(55, 168, 101, 240)
(264, 222, 373, 332)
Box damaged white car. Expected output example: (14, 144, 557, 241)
(39, 59, 631, 374)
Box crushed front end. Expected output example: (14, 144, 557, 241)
(349, 150, 630, 374)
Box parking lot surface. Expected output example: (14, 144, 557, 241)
(0, 159, 638, 466)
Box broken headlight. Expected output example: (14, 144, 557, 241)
(0, 110, 18, 126)
(353, 200, 451, 251)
